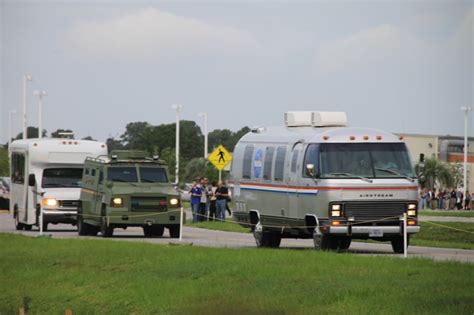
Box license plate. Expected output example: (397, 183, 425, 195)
(369, 229, 383, 237)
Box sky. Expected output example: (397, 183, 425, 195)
(0, 0, 473, 143)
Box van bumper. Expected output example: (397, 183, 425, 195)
(328, 225, 420, 235)
(42, 210, 77, 224)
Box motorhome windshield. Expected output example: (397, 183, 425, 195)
(310, 143, 415, 179)
(139, 167, 168, 183)
(42, 168, 83, 188)
(107, 167, 138, 182)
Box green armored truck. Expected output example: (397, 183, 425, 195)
(78, 150, 182, 238)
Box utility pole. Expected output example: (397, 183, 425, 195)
(22, 74, 33, 139)
(33, 90, 47, 139)
(198, 112, 208, 159)
(461, 106, 472, 199)
(172, 104, 182, 185)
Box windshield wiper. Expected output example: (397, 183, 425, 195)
(327, 172, 373, 183)
(375, 168, 415, 182)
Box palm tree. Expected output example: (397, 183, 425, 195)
(415, 158, 454, 190)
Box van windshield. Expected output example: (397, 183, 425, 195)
(108, 167, 138, 182)
(139, 167, 168, 183)
(42, 168, 83, 188)
(312, 143, 415, 179)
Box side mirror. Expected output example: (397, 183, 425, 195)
(306, 164, 315, 177)
(28, 174, 36, 187)
(105, 180, 114, 189)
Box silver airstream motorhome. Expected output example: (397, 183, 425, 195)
(230, 111, 420, 253)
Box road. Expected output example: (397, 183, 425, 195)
(1, 213, 474, 263)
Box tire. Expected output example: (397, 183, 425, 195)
(339, 237, 352, 250)
(391, 235, 409, 254)
(254, 229, 280, 248)
(77, 215, 90, 236)
(100, 217, 114, 238)
(169, 225, 180, 238)
(314, 234, 339, 251)
(42, 222, 48, 232)
(24, 224, 33, 231)
(143, 225, 164, 238)
(14, 214, 24, 231)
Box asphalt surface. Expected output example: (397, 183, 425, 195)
(1, 212, 473, 264)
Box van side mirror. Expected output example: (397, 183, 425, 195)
(105, 180, 114, 189)
(28, 174, 36, 187)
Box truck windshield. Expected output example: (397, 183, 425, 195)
(108, 167, 138, 182)
(139, 167, 168, 183)
(42, 168, 83, 188)
(315, 143, 415, 179)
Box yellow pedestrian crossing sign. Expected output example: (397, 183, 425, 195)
(209, 145, 232, 171)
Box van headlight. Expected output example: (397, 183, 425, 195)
(42, 198, 58, 208)
(169, 198, 179, 206)
(112, 197, 123, 207)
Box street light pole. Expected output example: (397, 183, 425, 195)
(461, 106, 472, 199)
(172, 104, 182, 185)
(33, 90, 47, 139)
(198, 112, 208, 159)
(22, 74, 33, 139)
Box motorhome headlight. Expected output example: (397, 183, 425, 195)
(330, 204, 342, 217)
(169, 198, 179, 206)
(42, 198, 58, 207)
(407, 203, 417, 216)
(112, 197, 123, 207)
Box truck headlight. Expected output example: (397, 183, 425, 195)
(169, 198, 179, 206)
(42, 198, 57, 207)
(112, 197, 123, 207)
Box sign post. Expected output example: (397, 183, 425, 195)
(208, 145, 233, 180)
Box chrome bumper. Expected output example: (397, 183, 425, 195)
(43, 210, 77, 216)
(329, 225, 420, 235)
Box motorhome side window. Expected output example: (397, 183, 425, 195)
(303, 144, 320, 177)
(242, 145, 254, 179)
(273, 146, 287, 181)
(263, 147, 275, 180)
(11, 153, 26, 184)
(291, 150, 299, 173)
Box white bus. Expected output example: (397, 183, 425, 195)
(10, 138, 107, 231)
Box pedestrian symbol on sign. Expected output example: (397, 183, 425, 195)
(209, 145, 232, 171)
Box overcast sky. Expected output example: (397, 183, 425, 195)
(1, 0, 473, 143)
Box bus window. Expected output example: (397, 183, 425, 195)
(11, 153, 25, 184)
(242, 145, 254, 179)
(263, 147, 275, 180)
(274, 146, 287, 181)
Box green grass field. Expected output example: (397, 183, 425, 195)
(419, 210, 474, 218)
(0, 233, 473, 314)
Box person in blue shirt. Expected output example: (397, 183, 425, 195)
(190, 180, 202, 223)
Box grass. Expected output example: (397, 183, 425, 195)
(0, 233, 473, 314)
(410, 222, 474, 250)
(419, 210, 474, 218)
(185, 219, 250, 233)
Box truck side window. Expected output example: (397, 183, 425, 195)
(85, 168, 90, 175)
(91, 169, 96, 177)
(303, 144, 320, 177)
(274, 146, 287, 181)
(242, 145, 254, 179)
(11, 153, 25, 184)
(99, 171, 104, 184)
(263, 147, 275, 180)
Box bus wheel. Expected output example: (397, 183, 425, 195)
(391, 235, 409, 254)
(14, 215, 24, 230)
(100, 218, 114, 237)
(254, 227, 279, 248)
(24, 225, 32, 231)
(314, 233, 338, 251)
(169, 225, 180, 238)
(42, 222, 48, 232)
(339, 237, 352, 251)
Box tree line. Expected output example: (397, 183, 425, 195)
(3, 122, 250, 183)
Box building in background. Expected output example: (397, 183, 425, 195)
(399, 133, 473, 191)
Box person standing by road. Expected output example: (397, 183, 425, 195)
(208, 181, 218, 221)
(464, 191, 471, 210)
(190, 180, 202, 223)
(199, 177, 210, 222)
(215, 180, 229, 221)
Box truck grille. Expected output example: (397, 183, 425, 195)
(131, 197, 167, 212)
(344, 202, 406, 222)
(58, 200, 79, 209)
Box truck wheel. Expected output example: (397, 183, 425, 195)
(100, 218, 114, 237)
(339, 237, 352, 250)
(24, 224, 33, 231)
(169, 225, 180, 238)
(254, 228, 279, 248)
(42, 222, 48, 232)
(391, 235, 409, 254)
(143, 226, 153, 237)
(77, 215, 90, 236)
(154, 225, 165, 237)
